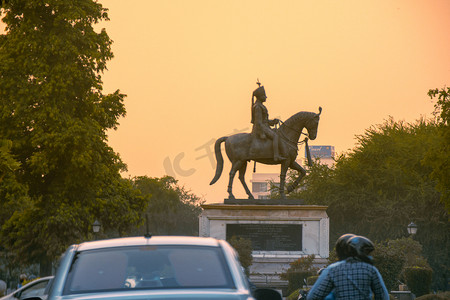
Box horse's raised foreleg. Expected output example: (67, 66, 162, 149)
(286, 160, 307, 193)
(279, 162, 290, 199)
(238, 162, 254, 199)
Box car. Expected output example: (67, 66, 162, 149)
(24, 236, 281, 300)
(0, 276, 53, 300)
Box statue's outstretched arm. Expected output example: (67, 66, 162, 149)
(268, 118, 279, 126)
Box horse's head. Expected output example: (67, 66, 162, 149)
(304, 107, 322, 140)
(279, 107, 322, 143)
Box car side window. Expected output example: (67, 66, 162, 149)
(18, 280, 49, 299)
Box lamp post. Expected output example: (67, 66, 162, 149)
(93, 220, 101, 240)
(407, 222, 418, 236)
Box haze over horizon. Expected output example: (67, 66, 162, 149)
(2, 1, 449, 202)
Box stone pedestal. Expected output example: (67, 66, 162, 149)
(199, 200, 329, 291)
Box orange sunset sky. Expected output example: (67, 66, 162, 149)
(3, 1, 450, 202)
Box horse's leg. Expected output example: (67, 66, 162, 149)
(279, 162, 290, 199)
(238, 161, 254, 200)
(286, 160, 307, 193)
(227, 161, 241, 199)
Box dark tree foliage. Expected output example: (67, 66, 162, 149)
(280, 255, 317, 295)
(0, 0, 146, 274)
(289, 118, 449, 290)
(228, 235, 253, 276)
(0, 140, 20, 182)
(131, 176, 204, 236)
(371, 241, 406, 292)
(0, 139, 26, 227)
(372, 238, 430, 292)
(426, 87, 450, 213)
(404, 267, 433, 297)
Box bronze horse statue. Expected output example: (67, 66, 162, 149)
(210, 107, 322, 199)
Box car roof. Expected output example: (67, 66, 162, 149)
(75, 236, 222, 251)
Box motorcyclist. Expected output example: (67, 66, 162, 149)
(307, 235, 389, 300)
(299, 234, 356, 300)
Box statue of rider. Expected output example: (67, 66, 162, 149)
(251, 81, 285, 161)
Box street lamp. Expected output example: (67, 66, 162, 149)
(407, 222, 418, 236)
(93, 220, 101, 240)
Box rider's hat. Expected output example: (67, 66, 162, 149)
(252, 85, 266, 100)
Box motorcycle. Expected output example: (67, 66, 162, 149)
(297, 288, 308, 300)
(297, 279, 309, 300)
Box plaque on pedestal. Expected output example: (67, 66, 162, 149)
(199, 201, 329, 293)
(226, 223, 302, 251)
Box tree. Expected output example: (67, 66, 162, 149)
(426, 87, 450, 213)
(0, 139, 27, 226)
(0, 0, 146, 274)
(280, 255, 317, 295)
(0, 140, 20, 183)
(228, 235, 253, 276)
(288, 117, 449, 290)
(404, 267, 433, 297)
(373, 238, 430, 292)
(131, 176, 204, 236)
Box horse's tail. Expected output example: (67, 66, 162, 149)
(209, 136, 228, 185)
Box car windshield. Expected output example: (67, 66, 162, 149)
(63, 245, 235, 295)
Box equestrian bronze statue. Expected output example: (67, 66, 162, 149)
(210, 82, 322, 199)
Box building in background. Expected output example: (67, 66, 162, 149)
(250, 173, 279, 199)
(303, 145, 335, 167)
(251, 145, 335, 199)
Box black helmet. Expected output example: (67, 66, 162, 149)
(347, 235, 375, 264)
(335, 233, 356, 260)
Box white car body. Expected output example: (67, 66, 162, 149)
(26, 236, 280, 300)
